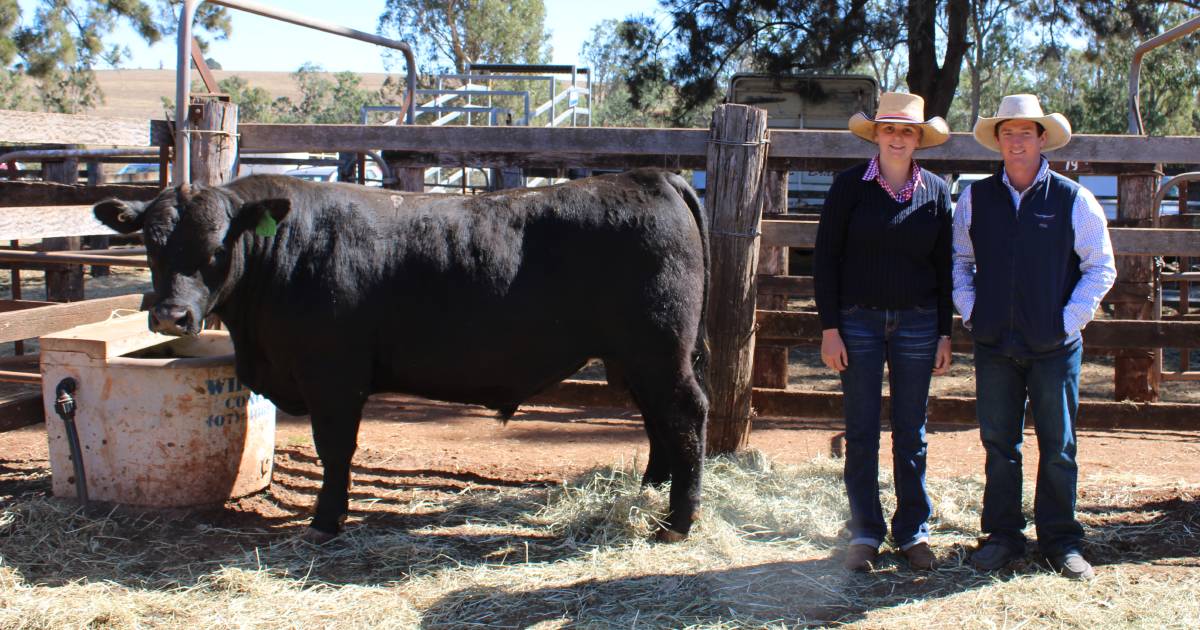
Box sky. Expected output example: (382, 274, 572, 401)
(14, 0, 665, 73)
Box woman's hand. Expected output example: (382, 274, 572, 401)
(821, 329, 848, 372)
(933, 337, 952, 376)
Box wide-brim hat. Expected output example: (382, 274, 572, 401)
(848, 92, 950, 149)
(973, 94, 1072, 152)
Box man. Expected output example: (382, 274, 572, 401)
(952, 94, 1116, 579)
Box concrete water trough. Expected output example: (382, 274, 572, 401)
(39, 313, 276, 508)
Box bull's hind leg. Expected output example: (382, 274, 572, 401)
(626, 367, 708, 541)
(609, 361, 671, 487)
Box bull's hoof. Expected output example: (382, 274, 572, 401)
(654, 527, 688, 543)
(300, 526, 338, 545)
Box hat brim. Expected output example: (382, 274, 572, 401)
(848, 113, 951, 149)
(972, 112, 1072, 152)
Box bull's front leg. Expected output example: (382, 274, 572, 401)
(304, 406, 364, 542)
(296, 366, 369, 543)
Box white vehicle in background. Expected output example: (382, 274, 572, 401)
(237, 152, 312, 178)
(692, 73, 880, 211)
(284, 163, 384, 186)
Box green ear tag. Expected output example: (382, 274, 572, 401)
(255, 213, 278, 237)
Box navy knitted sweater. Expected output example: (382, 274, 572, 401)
(814, 162, 954, 336)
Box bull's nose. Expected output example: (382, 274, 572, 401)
(150, 305, 194, 335)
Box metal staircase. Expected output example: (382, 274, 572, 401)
(368, 64, 591, 193)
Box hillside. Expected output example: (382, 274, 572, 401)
(92, 69, 395, 121)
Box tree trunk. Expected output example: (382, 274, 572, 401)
(906, 0, 970, 118)
(704, 104, 770, 455)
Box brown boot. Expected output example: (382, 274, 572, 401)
(844, 544, 878, 572)
(902, 542, 936, 570)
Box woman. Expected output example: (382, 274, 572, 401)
(814, 92, 954, 572)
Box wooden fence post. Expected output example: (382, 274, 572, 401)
(42, 155, 84, 302)
(752, 170, 790, 389)
(390, 167, 425, 192)
(704, 104, 770, 455)
(1114, 170, 1161, 401)
(84, 160, 110, 278)
(189, 98, 238, 186)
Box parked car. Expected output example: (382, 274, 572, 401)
(112, 162, 161, 183)
(284, 163, 383, 186)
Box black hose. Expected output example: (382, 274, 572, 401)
(53, 378, 88, 505)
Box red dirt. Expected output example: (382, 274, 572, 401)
(3, 393, 1197, 580)
(5, 392, 1196, 487)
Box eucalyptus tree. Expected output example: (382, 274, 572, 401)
(2, 0, 229, 113)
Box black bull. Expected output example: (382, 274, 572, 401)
(94, 168, 711, 541)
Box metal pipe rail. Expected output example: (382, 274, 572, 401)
(175, 0, 417, 185)
(1152, 172, 1200, 229)
(0, 249, 149, 268)
(1129, 15, 1200, 134)
(0, 370, 39, 385)
(0, 148, 160, 165)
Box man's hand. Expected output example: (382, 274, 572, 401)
(821, 328, 848, 372)
(933, 337, 952, 376)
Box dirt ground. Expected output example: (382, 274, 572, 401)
(3, 394, 1198, 628)
(3, 270, 1198, 556)
(4, 392, 1197, 497)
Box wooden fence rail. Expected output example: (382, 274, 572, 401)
(4, 108, 1199, 432)
(760, 220, 1200, 257)
(537, 380, 1200, 430)
(755, 311, 1200, 351)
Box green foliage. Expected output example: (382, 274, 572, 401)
(628, 0, 977, 124)
(216, 75, 275, 123)
(2, 0, 229, 113)
(269, 64, 379, 124)
(227, 65, 398, 125)
(580, 18, 677, 128)
(378, 0, 550, 74)
(629, 0, 902, 124)
(0, 68, 27, 109)
(945, 0, 1029, 131)
(0, 0, 18, 66)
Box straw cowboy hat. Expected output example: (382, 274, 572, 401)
(973, 94, 1072, 152)
(848, 92, 950, 149)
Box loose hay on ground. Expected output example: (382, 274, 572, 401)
(1, 452, 1198, 628)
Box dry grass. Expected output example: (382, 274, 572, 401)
(2, 452, 1198, 629)
(90, 69, 394, 121)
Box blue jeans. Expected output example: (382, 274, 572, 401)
(839, 305, 936, 549)
(974, 340, 1084, 556)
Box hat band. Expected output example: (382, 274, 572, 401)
(874, 113, 923, 124)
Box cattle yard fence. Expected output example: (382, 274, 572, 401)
(2, 105, 1199, 448)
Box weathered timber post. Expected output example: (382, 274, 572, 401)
(752, 170, 790, 388)
(42, 155, 84, 302)
(704, 104, 770, 455)
(188, 98, 237, 331)
(85, 160, 110, 278)
(189, 98, 238, 186)
(394, 167, 425, 193)
(1114, 170, 1161, 401)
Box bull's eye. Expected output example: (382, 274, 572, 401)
(210, 246, 226, 264)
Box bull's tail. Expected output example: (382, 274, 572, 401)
(665, 172, 711, 400)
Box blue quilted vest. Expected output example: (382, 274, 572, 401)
(968, 168, 1082, 357)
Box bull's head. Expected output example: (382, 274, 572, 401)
(94, 185, 291, 336)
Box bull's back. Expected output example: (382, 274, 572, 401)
(235, 170, 706, 410)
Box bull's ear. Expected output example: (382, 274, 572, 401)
(93, 199, 148, 233)
(241, 198, 291, 237)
